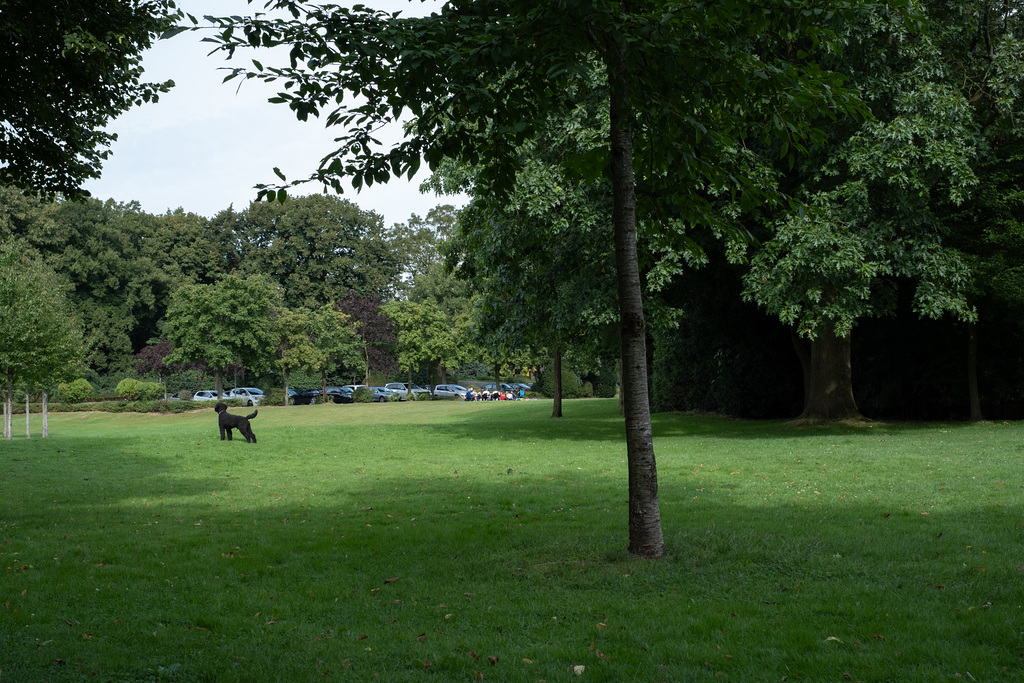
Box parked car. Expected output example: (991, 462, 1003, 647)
(432, 384, 469, 398)
(289, 388, 321, 405)
(324, 386, 354, 404)
(227, 387, 263, 406)
(482, 382, 516, 392)
(368, 386, 398, 402)
(385, 382, 429, 398)
(190, 390, 220, 401)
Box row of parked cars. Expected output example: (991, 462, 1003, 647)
(170, 387, 265, 405)
(171, 382, 534, 406)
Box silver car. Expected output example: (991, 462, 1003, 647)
(384, 382, 429, 398)
(191, 390, 220, 401)
(432, 384, 469, 398)
(227, 387, 263, 406)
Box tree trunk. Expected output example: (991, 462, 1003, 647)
(322, 368, 328, 400)
(215, 370, 225, 399)
(408, 367, 414, 403)
(551, 345, 563, 419)
(439, 364, 448, 385)
(4, 368, 12, 440)
(25, 389, 30, 439)
(42, 390, 49, 438)
(798, 327, 861, 423)
(284, 369, 291, 406)
(967, 322, 983, 422)
(607, 26, 665, 558)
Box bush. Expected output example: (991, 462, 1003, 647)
(415, 391, 432, 401)
(177, 390, 193, 401)
(352, 387, 374, 403)
(536, 366, 582, 399)
(116, 378, 141, 400)
(263, 388, 287, 406)
(582, 381, 594, 398)
(57, 378, 93, 403)
(137, 382, 164, 401)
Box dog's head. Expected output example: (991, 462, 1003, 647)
(214, 402, 228, 414)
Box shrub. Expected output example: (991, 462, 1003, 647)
(582, 381, 594, 398)
(416, 391, 432, 401)
(116, 378, 142, 400)
(177, 390, 193, 401)
(536, 366, 582, 399)
(138, 382, 164, 401)
(352, 387, 374, 403)
(264, 388, 287, 406)
(57, 378, 93, 403)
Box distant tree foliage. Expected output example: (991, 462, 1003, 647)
(226, 195, 403, 307)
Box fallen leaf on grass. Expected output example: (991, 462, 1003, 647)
(384, 577, 400, 584)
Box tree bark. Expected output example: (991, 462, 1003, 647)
(967, 322, 983, 422)
(25, 390, 30, 438)
(42, 390, 49, 438)
(551, 345, 563, 418)
(607, 24, 665, 558)
(4, 368, 12, 440)
(215, 370, 225, 399)
(798, 327, 861, 423)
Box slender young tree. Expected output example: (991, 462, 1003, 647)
(0, 243, 82, 439)
(208, 1, 871, 557)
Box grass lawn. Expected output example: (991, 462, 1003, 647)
(1, 399, 1022, 682)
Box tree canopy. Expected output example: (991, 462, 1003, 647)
(0, 0, 180, 197)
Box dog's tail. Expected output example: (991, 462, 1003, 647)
(246, 409, 258, 420)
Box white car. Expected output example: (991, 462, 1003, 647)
(432, 384, 469, 398)
(384, 382, 429, 398)
(190, 390, 220, 401)
(227, 387, 263, 406)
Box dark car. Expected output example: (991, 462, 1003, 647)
(324, 386, 354, 404)
(289, 388, 322, 405)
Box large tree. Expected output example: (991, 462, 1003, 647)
(383, 299, 463, 393)
(0, 0, 179, 197)
(742, 1, 1016, 423)
(164, 275, 277, 396)
(226, 194, 403, 307)
(209, 1, 870, 557)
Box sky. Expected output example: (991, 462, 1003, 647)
(83, 0, 465, 228)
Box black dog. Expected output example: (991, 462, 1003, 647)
(215, 402, 258, 443)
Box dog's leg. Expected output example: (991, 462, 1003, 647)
(220, 427, 227, 441)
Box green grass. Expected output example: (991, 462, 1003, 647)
(2, 400, 1022, 682)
